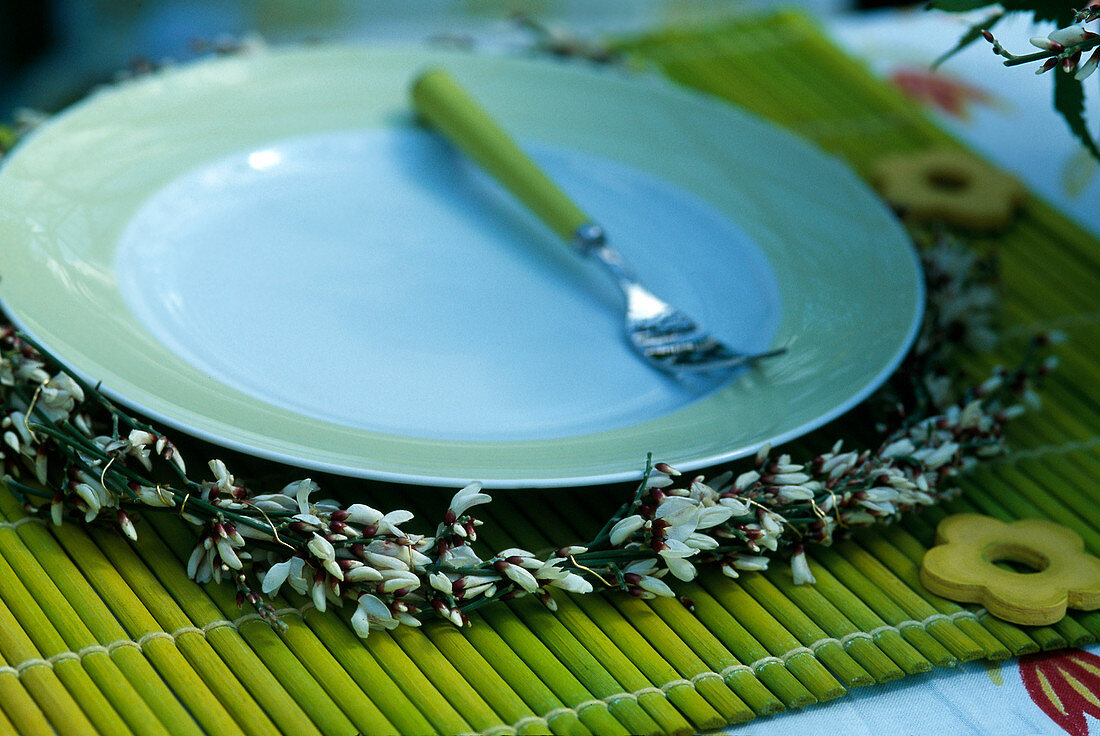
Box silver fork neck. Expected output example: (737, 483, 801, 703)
(571, 222, 638, 286)
(571, 222, 607, 254)
(572, 222, 669, 320)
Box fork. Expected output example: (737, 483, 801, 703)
(411, 68, 784, 376)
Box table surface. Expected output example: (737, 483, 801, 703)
(1, 9, 1099, 736)
(721, 643, 1100, 735)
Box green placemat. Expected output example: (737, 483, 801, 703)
(1, 11, 1098, 736)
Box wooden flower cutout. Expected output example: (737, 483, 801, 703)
(920, 514, 1100, 625)
(871, 147, 1025, 231)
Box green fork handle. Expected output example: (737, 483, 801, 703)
(411, 67, 592, 244)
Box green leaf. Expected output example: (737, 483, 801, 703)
(1001, 0, 1075, 24)
(928, 0, 1000, 12)
(1054, 72, 1100, 161)
(932, 11, 1004, 69)
(932, 0, 1071, 24)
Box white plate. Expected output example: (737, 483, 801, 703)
(0, 46, 923, 488)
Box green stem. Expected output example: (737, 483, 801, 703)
(585, 455, 654, 550)
(1001, 36, 1100, 67)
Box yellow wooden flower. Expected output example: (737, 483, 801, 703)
(871, 148, 1025, 232)
(920, 513, 1100, 625)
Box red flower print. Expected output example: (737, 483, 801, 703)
(1019, 648, 1100, 736)
(888, 67, 996, 119)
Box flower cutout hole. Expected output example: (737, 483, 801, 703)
(986, 543, 1049, 574)
(926, 168, 970, 193)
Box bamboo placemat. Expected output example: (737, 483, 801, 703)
(1, 11, 1098, 736)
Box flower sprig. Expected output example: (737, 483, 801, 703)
(982, 16, 1100, 79)
(931, 0, 1100, 157)
(0, 227, 1055, 638)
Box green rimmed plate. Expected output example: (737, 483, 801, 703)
(0, 46, 921, 488)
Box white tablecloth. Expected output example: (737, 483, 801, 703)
(722, 643, 1100, 735)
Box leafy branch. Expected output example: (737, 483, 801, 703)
(933, 1, 1100, 158)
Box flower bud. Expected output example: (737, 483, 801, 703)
(1029, 36, 1064, 52)
(1036, 57, 1059, 75)
(1077, 47, 1100, 80)
(1050, 24, 1092, 46)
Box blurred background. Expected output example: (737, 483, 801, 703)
(3, 0, 1097, 236)
(0, 0, 908, 120)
